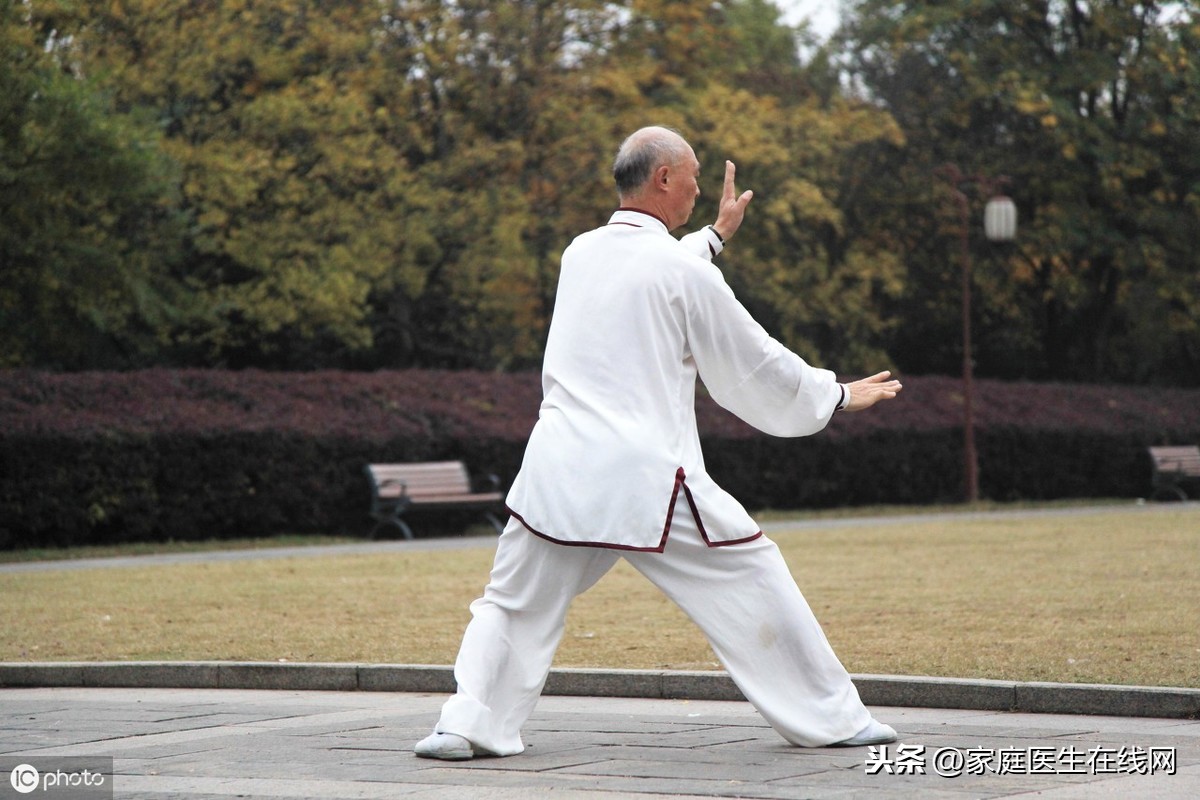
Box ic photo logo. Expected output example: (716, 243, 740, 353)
(4, 760, 110, 798)
(9, 765, 38, 795)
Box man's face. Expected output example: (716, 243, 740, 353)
(665, 149, 701, 229)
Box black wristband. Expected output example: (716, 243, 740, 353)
(707, 225, 724, 243)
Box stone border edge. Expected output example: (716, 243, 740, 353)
(1, 662, 1196, 720)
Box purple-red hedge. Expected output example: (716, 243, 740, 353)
(1, 369, 1197, 548)
(4, 369, 1195, 439)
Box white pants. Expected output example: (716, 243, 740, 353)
(433, 510, 872, 754)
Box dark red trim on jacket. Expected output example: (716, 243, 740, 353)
(615, 207, 670, 228)
(506, 506, 671, 553)
(506, 466, 763, 551)
(661, 466, 686, 546)
(679, 479, 763, 547)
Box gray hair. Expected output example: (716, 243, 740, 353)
(612, 126, 690, 197)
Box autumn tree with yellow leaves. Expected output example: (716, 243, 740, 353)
(3, 0, 1196, 384)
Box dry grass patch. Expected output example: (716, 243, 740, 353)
(1, 506, 1196, 687)
(777, 511, 1199, 687)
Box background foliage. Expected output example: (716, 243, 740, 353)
(3, 0, 1195, 384)
(836, 0, 1200, 385)
(2, 369, 1197, 548)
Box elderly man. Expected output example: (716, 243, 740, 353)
(415, 126, 903, 760)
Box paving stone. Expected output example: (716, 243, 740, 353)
(855, 674, 1018, 711)
(7, 660, 1200, 719)
(217, 662, 358, 691)
(84, 661, 219, 689)
(0, 662, 85, 687)
(358, 664, 455, 694)
(1016, 682, 1200, 719)
(543, 667, 663, 698)
(2, 686, 1198, 799)
(660, 671, 744, 701)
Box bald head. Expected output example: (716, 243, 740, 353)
(613, 126, 693, 199)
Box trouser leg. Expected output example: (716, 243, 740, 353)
(434, 517, 618, 755)
(624, 511, 871, 747)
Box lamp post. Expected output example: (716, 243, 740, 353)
(936, 165, 1017, 503)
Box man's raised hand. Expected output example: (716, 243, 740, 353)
(712, 160, 753, 241)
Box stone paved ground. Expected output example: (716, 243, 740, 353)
(2, 687, 1197, 799)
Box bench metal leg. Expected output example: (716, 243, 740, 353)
(369, 515, 415, 540)
(394, 517, 416, 540)
(483, 511, 506, 535)
(1151, 485, 1189, 502)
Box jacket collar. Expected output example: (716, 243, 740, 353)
(609, 208, 670, 233)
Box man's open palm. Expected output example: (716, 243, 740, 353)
(844, 371, 903, 412)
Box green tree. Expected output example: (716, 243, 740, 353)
(675, 84, 907, 374)
(371, 0, 635, 369)
(22, 0, 909, 373)
(50, 0, 433, 366)
(371, 0, 905, 372)
(838, 0, 1200, 385)
(0, 0, 186, 368)
(664, 1, 907, 373)
(61, 0, 645, 369)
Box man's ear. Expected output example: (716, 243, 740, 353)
(654, 164, 671, 191)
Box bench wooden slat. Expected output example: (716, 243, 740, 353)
(364, 461, 505, 539)
(1157, 462, 1200, 476)
(1149, 445, 1200, 501)
(375, 489, 504, 504)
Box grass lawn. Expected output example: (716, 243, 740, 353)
(1, 504, 1197, 688)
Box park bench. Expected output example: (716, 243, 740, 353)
(364, 461, 506, 539)
(1148, 445, 1200, 501)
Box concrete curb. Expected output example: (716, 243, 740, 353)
(2, 662, 1197, 720)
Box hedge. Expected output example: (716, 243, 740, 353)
(1, 369, 1197, 549)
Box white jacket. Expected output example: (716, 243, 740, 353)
(505, 209, 844, 550)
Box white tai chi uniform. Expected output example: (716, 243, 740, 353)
(432, 209, 871, 753)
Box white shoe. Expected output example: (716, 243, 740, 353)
(414, 732, 474, 760)
(830, 719, 898, 747)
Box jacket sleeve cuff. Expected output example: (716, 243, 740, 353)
(704, 225, 725, 258)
